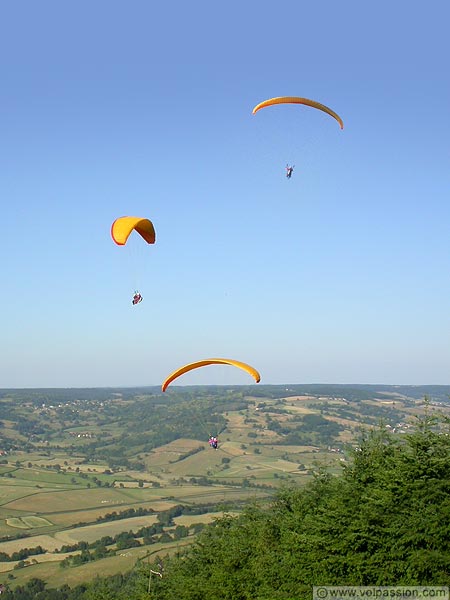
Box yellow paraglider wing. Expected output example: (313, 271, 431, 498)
(252, 96, 344, 130)
(162, 358, 261, 392)
(111, 216, 156, 246)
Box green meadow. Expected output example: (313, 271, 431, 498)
(0, 384, 444, 589)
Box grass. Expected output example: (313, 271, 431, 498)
(0, 485, 65, 506)
(2, 486, 142, 513)
(18, 517, 53, 528)
(0, 467, 16, 475)
(0, 385, 430, 590)
(0, 533, 61, 553)
(6, 468, 81, 484)
(5, 518, 29, 529)
(51, 514, 159, 545)
(7, 538, 194, 590)
(46, 501, 175, 528)
(173, 511, 238, 526)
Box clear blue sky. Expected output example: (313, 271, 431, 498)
(1, 1, 450, 387)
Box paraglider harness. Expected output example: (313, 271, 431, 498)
(286, 164, 294, 179)
(132, 291, 143, 305)
(209, 436, 218, 449)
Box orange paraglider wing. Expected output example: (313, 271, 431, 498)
(162, 358, 261, 392)
(252, 96, 344, 129)
(111, 216, 156, 246)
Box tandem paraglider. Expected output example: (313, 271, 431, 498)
(111, 216, 156, 306)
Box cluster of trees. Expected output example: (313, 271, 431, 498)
(56, 519, 206, 567)
(68, 505, 158, 529)
(185, 474, 275, 491)
(0, 532, 30, 544)
(315, 401, 405, 425)
(58, 525, 191, 568)
(264, 412, 345, 445)
(59, 547, 114, 568)
(170, 445, 204, 463)
(147, 413, 450, 599)
(95, 506, 155, 523)
(0, 546, 46, 562)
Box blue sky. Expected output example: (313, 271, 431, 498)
(1, 1, 450, 387)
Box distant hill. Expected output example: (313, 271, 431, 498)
(2, 383, 449, 403)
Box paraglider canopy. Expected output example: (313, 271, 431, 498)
(111, 216, 156, 246)
(162, 358, 261, 392)
(252, 96, 344, 130)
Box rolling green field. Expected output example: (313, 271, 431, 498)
(0, 384, 447, 590)
(6, 516, 53, 529)
(3, 539, 193, 589)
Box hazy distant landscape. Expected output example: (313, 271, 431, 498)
(0, 384, 448, 591)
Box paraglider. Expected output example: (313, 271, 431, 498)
(286, 164, 294, 179)
(209, 436, 218, 449)
(252, 96, 344, 130)
(132, 291, 143, 305)
(111, 216, 156, 305)
(161, 358, 261, 392)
